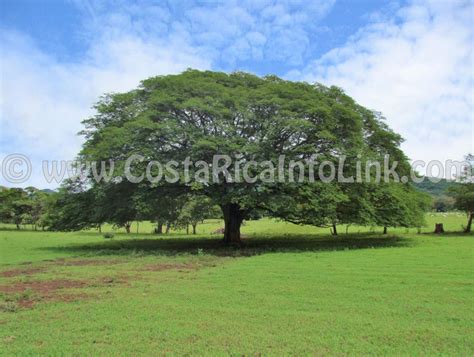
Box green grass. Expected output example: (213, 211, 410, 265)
(1, 214, 473, 355)
(2, 211, 469, 236)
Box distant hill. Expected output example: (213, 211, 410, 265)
(413, 178, 459, 197)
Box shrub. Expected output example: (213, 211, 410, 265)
(103, 232, 114, 239)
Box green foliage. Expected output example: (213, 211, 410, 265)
(413, 178, 460, 197)
(368, 183, 431, 230)
(451, 183, 474, 213)
(0, 186, 57, 230)
(448, 154, 474, 232)
(433, 195, 455, 212)
(49, 179, 105, 231)
(176, 196, 219, 234)
(77, 70, 424, 241)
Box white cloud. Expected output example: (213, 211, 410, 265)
(77, 0, 336, 67)
(290, 0, 473, 169)
(0, 22, 210, 188)
(1, 0, 338, 189)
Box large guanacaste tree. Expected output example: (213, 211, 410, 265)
(79, 70, 418, 244)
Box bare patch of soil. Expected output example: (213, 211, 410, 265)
(0, 258, 125, 278)
(0, 267, 47, 278)
(0, 276, 126, 310)
(49, 258, 124, 266)
(142, 262, 198, 272)
(15, 291, 90, 309)
(0, 279, 88, 295)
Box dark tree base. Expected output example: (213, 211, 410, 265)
(434, 223, 444, 234)
(222, 203, 244, 245)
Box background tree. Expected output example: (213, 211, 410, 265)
(177, 195, 219, 234)
(0, 187, 34, 229)
(49, 179, 105, 231)
(369, 183, 431, 234)
(331, 184, 375, 235)
(101, 181, 138, 233)
(36, 191, 59, 230)
(433, 195, 455, 212)
(449, 154, 474, 233)
(0, 187, 58, 230)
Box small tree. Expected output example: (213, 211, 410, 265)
(178, 196, 217, 234)
(433, 195, 455, 212)
(37, 195, 57, 231)
(449, 154, 474, 233)
(24, 187, 53, 231)
(369, 183, 430, 234)
(134, 186, 188, 234)
(49, 179, 106, 231)
(101, 181, 138, 233)
(0, 188, 33, 229)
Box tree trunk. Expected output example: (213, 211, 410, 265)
(434, 223, 444, 234)
(165, 223, 171, 234)
(156, 222, 163, 234)
(16, 223, 20, 230)
(98, 225, 102, 233)
(192, 223, 197, 235)
(186, 225, 189, 235)
(136, 221, 139, 234)
(125, 223, 131, 234)
(332, 223, 338, 236)
(221, 203, 244, 245)
(465, 212, 472, 233)
(383, 226, 388, 235)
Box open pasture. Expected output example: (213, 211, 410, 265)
(1, 213, 472, 355)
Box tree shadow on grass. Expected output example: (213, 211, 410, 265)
(37, 233, 413, 258)
(422, 231, 473, 237)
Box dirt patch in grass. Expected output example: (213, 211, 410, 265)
(0, 279, 88, 295)
(0, 277, 126, 310)
(0, 258, 223, 311)
(142, 262, 200, 272)
(0, 279, 90, 311)
(49, 258, 124, 266)
(0, 267, 47, 278)
(14, 291, 90, 309)
(0, 258, 125, 278)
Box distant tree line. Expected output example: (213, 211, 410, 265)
(1, 175, 472, 234)
(411, 155, 473, 232)
(50, 182, 222, 234)
(0, 184, 222, 234)
(0, 187, 57, 230)
(413, 178, 459, 212)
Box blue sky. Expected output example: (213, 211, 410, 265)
(0, 0, 394, 72)
(0, 0, 472, 187)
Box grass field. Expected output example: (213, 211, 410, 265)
(1, 213, 473, 355)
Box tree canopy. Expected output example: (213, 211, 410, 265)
(449, 154, 474, 233)
(61, 70, 428, 243)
